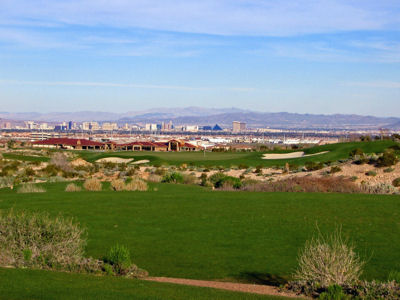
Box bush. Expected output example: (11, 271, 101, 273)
(349, 148, 364, 157)
(330, 166, 342, 174)
(360, 182, 399, 195)
(17, 184, 46, 193)
(65, 183, 81, 192)
(162, 172, 184, 184)
(147, 174, 162, 183)
(238, 163, 248, 169)
(241, 176, 360, 193)
(0, 210, 92, 271)
(125, 177, 148, 191)
(209, 172, 242, 189)
(392, 178, 400, 187)
(83, 178, 102, 191)
(384, 167, 395, 173)
(376, 150, 399, 167)
(50, 152, 73, 173)
(182, 173, 198, 185)
(365, 170, 377, 176)
(294, 228, 365, 287)
(104, 244, 147, 278)
(110, 179, 125, 191)
(305, 161, 324, 171)
(319, 285, 349, 300)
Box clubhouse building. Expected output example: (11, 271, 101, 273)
(31, 138, 201, 152)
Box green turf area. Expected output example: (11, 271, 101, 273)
(2, 153, 50, 162)
(76, 140, 399, 167)
(0, 182, 399, 283)
(0, 268, 285, 300)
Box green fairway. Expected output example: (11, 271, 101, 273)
(0, 182, 399, 283)
(0, 268, 285, 300)
(76, 140, 399, 167)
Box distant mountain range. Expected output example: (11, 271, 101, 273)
(1, 107, 399, 130)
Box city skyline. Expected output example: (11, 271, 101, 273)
(0, 1, 399, 116)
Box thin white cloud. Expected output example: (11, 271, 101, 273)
(1, 0, 399, 36)
(0, 79, 256, 92)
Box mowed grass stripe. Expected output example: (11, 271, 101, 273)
(0, 268, 286, 300)
(0, 183, 399, 282)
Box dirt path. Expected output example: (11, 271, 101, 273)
(144, 277, 303, 298)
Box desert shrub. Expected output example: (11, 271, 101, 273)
(365, 170, 377, 176)
(104, 244, 147, 278)
(182, 173, 198, 185)
(147, 174, 162, 183)
(42, 164, 60, 176)
(238, 163, 248, 169)
(103, 161, 117, 170)
(350, 176, 358, 182)
(294, 228, 365, 287)
(162, 172, 184, 184)
(393, 178, 400, 187)
(154, 167, 166, 176)
(330, 166, 342, 174)
(343, 280, 400, 299)
(319, 285, 349, 300)
(83, 178, 102, 191)
(241, 177, 360, 193)
(110, 179, 125, 191)
(305, 161, 324, 171)
(200, 173, 208, 186)
(0, 210, 92, 271)
(360, 183, 399, 195)
(0, 176, 14, 189)
(23, 167, 36, 177)
(50, 152, 73, 173)
(125, 177, 148, 191)
(349, 148, 364, 157)
(209, 172, 242, 189)
(125, 167, 137, 176)
(376, 150, 399, 167)
(65, 183, 81, 192)
(17, 184, 46, 193)
(384, 167, 395, 173)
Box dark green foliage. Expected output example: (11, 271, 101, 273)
(209, 172, 242, 189)
(319, 285, 349, 300)
(305, 161, 324, 171)
(330, 166, 342, 174)
(104, 244, 131, 275)
(162, 172, 184, 184)
(349, 148, 364, 157)
(365, 171, 377, 176)
(388, 271, 400, 283)
(384, 167, 395, 173)
(238, 163, 249, 169)
(392, 178, 400, 187)
(376, 150, 399, 167)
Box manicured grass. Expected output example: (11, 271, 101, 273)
(76, 140, 399, 167)
(0, 268, 285, 300)
(0, 183, 399, 283)
(2, 153, 50, 162)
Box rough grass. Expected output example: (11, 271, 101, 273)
(65, 183, 82, 192)
(83, 178, 102, 191)
(0, 183, 399, 282)
(17, 183, 46, 193)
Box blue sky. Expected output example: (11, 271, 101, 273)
(0, 0, 399, 116)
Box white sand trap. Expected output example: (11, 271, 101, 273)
(96, 157, 134, 163)
(262, 151, 329, 160)
(131, 160, 150, 165)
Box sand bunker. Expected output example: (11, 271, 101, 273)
(262, 151, 329, 160)
(96, 157, 134, 164)
(131, 160, 150, 165)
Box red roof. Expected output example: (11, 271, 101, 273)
(117, 141, 168, 148)
(33, 138, 104, 147)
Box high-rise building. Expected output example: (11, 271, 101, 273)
(232, 121, 246, 133)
